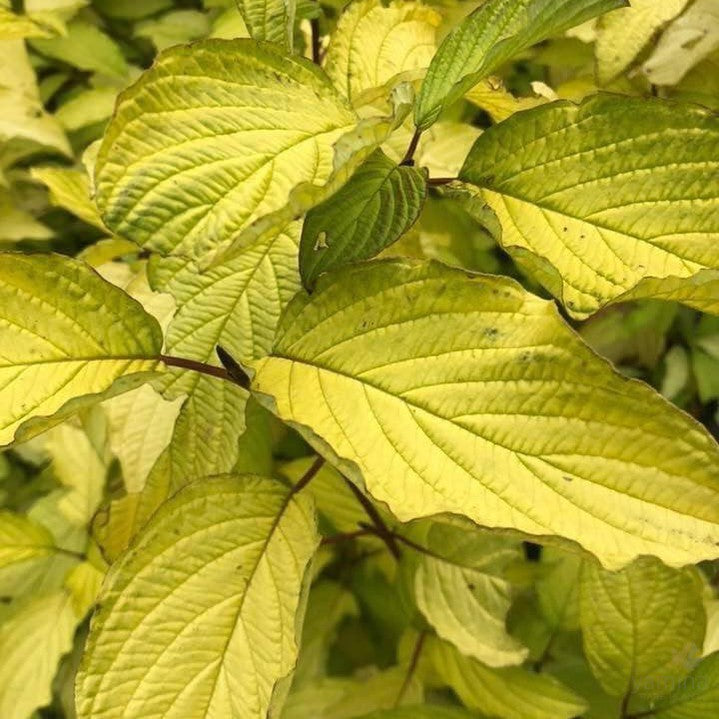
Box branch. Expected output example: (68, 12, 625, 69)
(292, 455, 325, 495)
(400, 127, 422, 167)
(395, 630, 427, 706)
(343, 477, 402, 559)
(427, 176, 457, 186)
(310, 18, 322, 65)
(159, 349, 250, 389)
(320, 528, 375, 546)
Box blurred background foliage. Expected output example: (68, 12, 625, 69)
(1, 1, 718, 717)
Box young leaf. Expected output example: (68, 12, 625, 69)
(236, 0, 296, 49)
(0, 253, 162, 447)
(400, 518, 527, 667)
(0, 592, 78, 719)
(643, 0, 719, 86)
(324, 0, 440, 103)
(95, 38, 357, 260)
(76, 476, 319, 719)
(459, 94, 719, 318)
(595, 0, 689, 84)
(247, 259, 719, 570)
(648, 651, 719, 719)
(580, 557, 706, 702)
(0, 511, 57, 581)
(428, 637, 587, 719)
(299, 150, 427, 290)
(415, 0, 626, 129)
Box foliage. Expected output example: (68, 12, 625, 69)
(0, 1, 718, 718)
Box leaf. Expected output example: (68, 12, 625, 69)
(95, 38, 357, 261)
(77, 476, 319, 719)
(30, 166, 106, 230)
(465, 77, 546, 123)
(299, 150, 427, 290)
(324, 0, 440, 103)
(0, 6, 53, 39)
(134, 9, 211, 51)
(30, 19, 129, 78)
(535, 548, 582, 632)
(401, 518, 527, 667)
(459, 94, 719, 318)
(649, 651, 719, 718)
(236, 0, 295, 49)
(580, 557, 706, 702)
(415, 0, 626, 129)
(357, 708, 477, 719)
(247, 259, 719, 569)
(643, 0, 719, 86)
(0, 592, 78, 719)
(0, 253, 163, 447)
(0, 511, 58, 593)
(103, 384, 183, 493)
(428, 637, 587, 719)
(595, 0, 690, 84)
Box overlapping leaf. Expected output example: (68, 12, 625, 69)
(77, 476, 319, 719)
(0, 253, 162, 447)
(247, 259, 719, 569)
(415, 0, 626, 128)
(460, 94, 719, 318)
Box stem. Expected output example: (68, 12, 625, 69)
(620, 687, 634, 719)
(292, 456, 325, 495)
(310, 18, 322, 65)
(395, 630, 427, 706)
(400, 127, 422, 167)
(343, 477, 402, 559)
(427, 176, 457, 186)
(160, 353, 249, 389)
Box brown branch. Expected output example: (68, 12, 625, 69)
(310, 18, 322, 65)
(427, 176, 457, 186)
(343, 477, 402, 559)
(160, 350, 250, 389)
(320, 528, 375, 546)
(292, 455, 325, 495)
(395, 630, 427, 706)
(400, 127, 422, 166)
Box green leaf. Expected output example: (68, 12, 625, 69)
(134, 9, 211, 51)
(0, 6, 53, 39)
(95, 38, 357, 261)
(643, 0, 719, 86)
(299, 150, 427, 290)
(357, 708, 477, 719)
(428, 636, 587, 719)
(415, 0, 626, 129)
(401, 518, 527, 667)
(535, 548, 582, 632)
(247, 259, 719, 569)
(0, 511, 58, 592)
(0, 592, 78, 719)
(236, 0, 295, 49)
(30, 166, 106, 230)
(595, 0, 689, 84)
(0, 253, 163, 447)
(324, 0, 440, 104)
(649, 651, 719, 718)
(30, 19, 129, 78)
(580, 557, 706, 702)
(77, 476, 319, 719)
(459, 94, 719, 318)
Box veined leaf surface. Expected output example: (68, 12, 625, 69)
(95, 39, 357, 260)
(415, 0, 626, 129)
(460, 94, 719, 318)
(0, 253, 162, 447)
(236, 0, 295, 49)
(299, 150, 427, 290)
(248, 260, 719, 569)
(77, 476, 319, 719)
(649, 651, 719, 719)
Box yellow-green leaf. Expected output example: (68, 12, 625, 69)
(643, 0, 719, 86)
(580, 557, 706, 703)
(0, 253, 163, 447)
(595, 0, 689, 84)
(299, 150, 427, 290)
(403, 518, 527, 667)
(77, 476, 319, 719)
(95, 38, 357, 261)
(460, 94, 719, 318)
(649, 651, 719, 719)
(415, 0, 626, 129)
(236, 0, 295, 49)
(0, 592, 78, 719)
(0, 511, 56, 577)
(428, 637, 587, 719)
(324, 0, 440, 104)
(247, 259, 719, 569)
